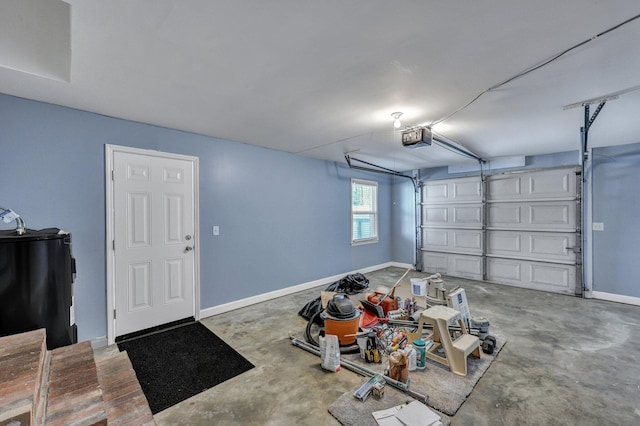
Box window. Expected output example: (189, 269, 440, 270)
(351, 178, 378, 245)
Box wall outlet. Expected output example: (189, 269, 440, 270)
(592, 222, 604, 231)
(213, 225, 220, 236)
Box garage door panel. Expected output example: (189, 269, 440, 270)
(530, 204, 570, 226)
(425, 182, 449, 201)
(488, 168, 577, 201)
(454, 231, 482, 251)
(454, 256, 483, 279)
(487, 231, 521, 253)
(423, 228, 449, 249)
(453, 180, 482, 200)
(487, 231, 575, 263)
(486, 258, 522, 281)
(424, 206, 448, 224)
(530, 173, 570, 197)
(530, 233, 575, 260)
(422, 251, 483, 280)
(424, 176, 482, 203)
(488, 201, 576, 230)
(423, 204, 483, 228)
(486, 258, 575, 294)
(422, 229, 482, 254)
(488, 175, 522, 199)
(530, 264, 570, 288)
(489, 204, 521, 225)
(422, 251, 449, 273)
(454, 205, 482, 224)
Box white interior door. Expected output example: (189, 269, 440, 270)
(112, 150, 196, 337)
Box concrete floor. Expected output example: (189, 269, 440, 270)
(130, 267, 639, 425)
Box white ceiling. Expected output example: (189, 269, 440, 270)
(2, 1, 640, 172)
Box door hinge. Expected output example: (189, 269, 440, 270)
(111, 170, 114, 181)
(113, 309, 116, 319)
(112, 240, 115, 250)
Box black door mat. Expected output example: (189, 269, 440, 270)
(117, 321, 254, 414)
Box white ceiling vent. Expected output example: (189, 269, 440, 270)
(0, 0, 71, 82)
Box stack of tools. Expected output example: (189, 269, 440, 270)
(386, 330, 407, 353)
(364, 332, 381, 363)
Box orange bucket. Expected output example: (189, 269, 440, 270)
(324, 316, 360, 346)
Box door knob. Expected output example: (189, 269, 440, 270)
(185, 235, 192, 240)
(185, 246, 194, 252)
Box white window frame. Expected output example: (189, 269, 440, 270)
(351, 178, 378, 245)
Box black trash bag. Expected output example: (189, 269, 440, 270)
(297, 273, 369, 321)
(326, 273, 369, 295)
(298, 298, 323, 323)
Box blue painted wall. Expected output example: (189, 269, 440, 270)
(390, 176, 416, 266)
(592, 143, 640, 298)
(0, 93, 393, 341)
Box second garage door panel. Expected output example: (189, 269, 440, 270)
(486, 258, 576, 294)
(487, 201, 576, 231)
(487, 230, 576, 264)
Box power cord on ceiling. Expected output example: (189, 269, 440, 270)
(431, 12, 640, 127)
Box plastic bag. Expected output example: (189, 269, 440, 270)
(320, 334, 341, 372)
(298, 297, 323, 322)
(388, 350, 408, 383)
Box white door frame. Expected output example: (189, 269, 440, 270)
(105, 144, 200, 345)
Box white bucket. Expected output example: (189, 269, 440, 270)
(410, 278, 427, 297)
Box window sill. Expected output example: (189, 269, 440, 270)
(351, 238, 379, 246)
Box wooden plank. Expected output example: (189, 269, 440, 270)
(96, 351, 155, 425)
(45, 341, 107, 426)
(1, 329, 152, 425)
(0, 329, 47, 423)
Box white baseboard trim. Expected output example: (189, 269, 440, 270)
(200, 262, 412, 319)
(591, 291, 640, 306)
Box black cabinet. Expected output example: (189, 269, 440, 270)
(0, 228, 77, 349)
